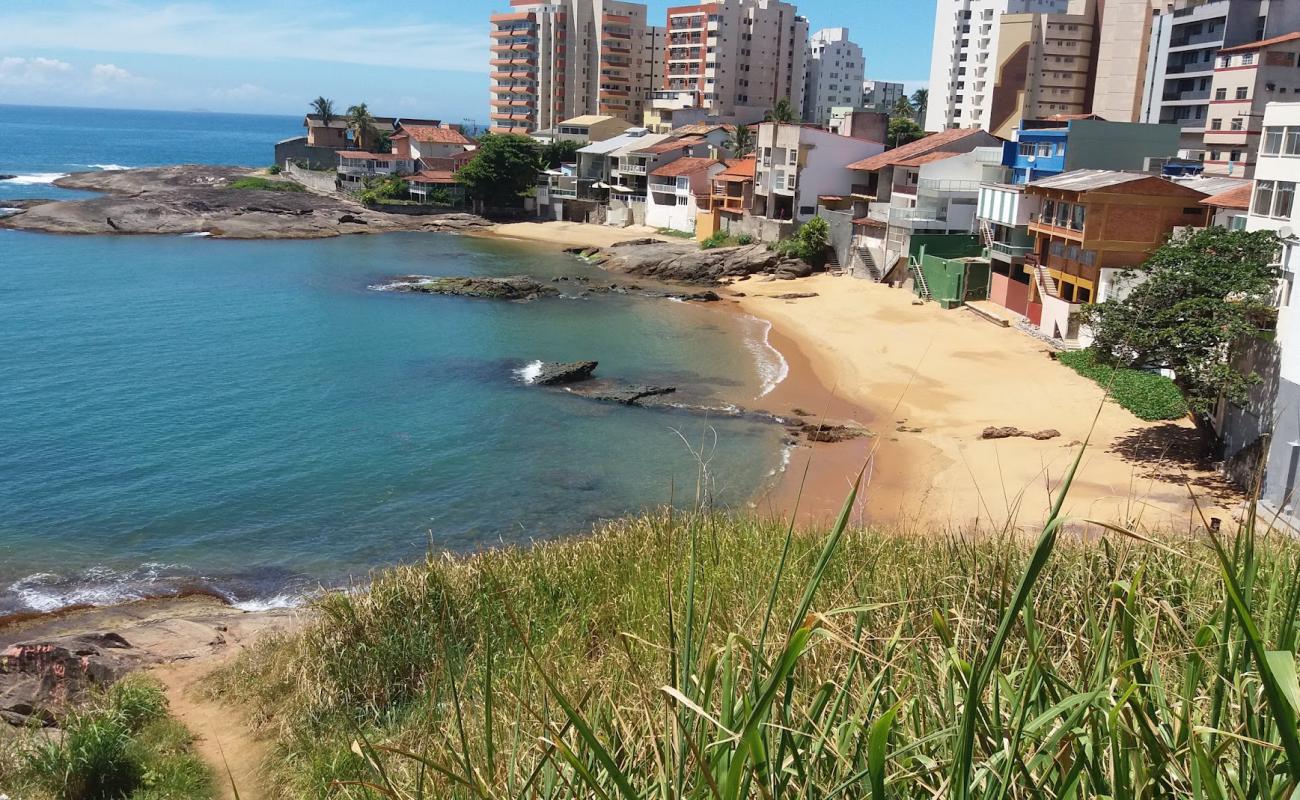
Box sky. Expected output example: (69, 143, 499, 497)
(0, 0, 934, 122)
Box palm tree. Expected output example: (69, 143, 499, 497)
(764, 98, 798, 124)
(891, 96, 916, 121)
(311, 96, 336, 128)
(910, 88, 929, 123)
(346, 103, 376, 151)
(724, 124, 755, 157)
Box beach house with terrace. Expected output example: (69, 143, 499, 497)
(535, 127, 659, 222)
(747, 122, 884, 244)
(336, 152, 416, 193)
(1012, 170, 1209, 342)
(844, 128, 1002, 282)
(697, 156, 756, 242)
(645, 157, 727, 234)
(607, 134, 710, 226)
(391, 124, 473, 161)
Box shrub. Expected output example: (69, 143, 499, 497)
(1058, 348, 1188, 420)
(735, 233, 754, 245)
(266, 164, 283, 175)
(700, 230, 732, 249)
(428, 188, 454, 207)
(226, 177, 304, 192)
(360, 174, 409, 205)
(773, 216, 830, 266)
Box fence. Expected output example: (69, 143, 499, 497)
(284, 162, 339, 194)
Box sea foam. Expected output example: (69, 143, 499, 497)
(1, 172, 68, 185)
(514, 359, 544, 384)
(88, 164, 130, 171)
(744, 316, 789, 397)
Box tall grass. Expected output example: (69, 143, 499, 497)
(211, 463, 1300, 799)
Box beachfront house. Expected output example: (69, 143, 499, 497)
(697, 156, 756, 242)
(336, 151, 416, 193)
(392, 124, 473, 161)
(846, 128, 1002, 282)
(748, 122, 884, 243)
(536, 128, 656, 223)
(1015, 170, 1210, 342)
(645, 157, 727, 234)
(607, 134, 710, 227)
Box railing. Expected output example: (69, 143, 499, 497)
(1162, 89, 1211, 102)
(917, 178, 982, 194)
(1166, 60, 1215, 75)
(1029, 212, 1084, 233)
(989, 242, 1033, 259)
(621, 162, 648, 175)
(892, 181, 918, 195)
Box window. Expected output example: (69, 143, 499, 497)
(1276, 182, 1296, 219)
(1050, 240, 1064, 257)
(1219, 56, 1231, 68)
(1071, 204, 1086, 231)
(1210, 150, 1221, 161)
(1041, 199, 1055, 221)
(1254, 179, 1275, 215)
(1212, 118, 1223, 130)
(1242, 53, 1255, 65)
(1066, 244, 1080, 261)
(1230, 150, 1243, 162)
(1231, 117, 1244, 131)
(1080, 250, 1097, 267)
(1264, 127, 1284, 155)
(1236, 86, 1248, 100)
(1037, 142, 1053, 156)
(1287, 127, 1300, 156)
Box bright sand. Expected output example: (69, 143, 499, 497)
(492, 221, 680, 249)
(735, 273, 1238, 532)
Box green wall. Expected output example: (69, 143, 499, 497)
(915, 254, 991, 309)
(909, 233, 982, 259)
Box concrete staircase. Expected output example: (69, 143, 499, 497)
(1032, 262, 1057, 298)
(826, 248, 844, 276)
(854, 246, 882, 281)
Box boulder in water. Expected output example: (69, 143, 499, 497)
(532, 361, 599, 385)
(378, 275, 561, 301)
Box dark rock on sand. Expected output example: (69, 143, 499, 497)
(773, 292, 819, 300)
(795, 422, 870, 443)
(533, 361, 599, 385)
(980, 426, 1061, 441)
(378, 275, 560, 301)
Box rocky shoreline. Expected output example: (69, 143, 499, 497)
(0, 165, 493, 239)
(569, 239, 818, 285)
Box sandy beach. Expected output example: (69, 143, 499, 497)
(491, 220, 679, 249)
(734, 273, 1237, 532)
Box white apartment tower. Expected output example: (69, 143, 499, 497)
(489, 0, 658, 134)
(663, 0, 809, 120)
(924, 0, 1071, 131)
(802, 28, 866, 125)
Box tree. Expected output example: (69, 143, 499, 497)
(540, 139, 580, 169)
(1081, 227, 1281, 426)
(888, 117, 926, 148)
(765, 98, 798, 123)
(891, 96, 916, 120)
(910, 88, 928, 123)
(311, 97, 336, 127)
(774, 216, 831, 266)
(724, 124, 755, 157)
(456, 133, 545, 210)
(346, 103, 376, 151)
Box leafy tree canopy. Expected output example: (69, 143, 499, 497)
(456, 133, 545, 209)
(888, 117, 926, 148)
(765, 98, 798, 124)
(540, 139, 580, 169)
(725, 124, 755, 157)
(1082, 227, 1281, 418)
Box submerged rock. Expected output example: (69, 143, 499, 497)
(378, 275, 561, 301)
(532, 361, 599, 385)
(566, 381, 677, 405)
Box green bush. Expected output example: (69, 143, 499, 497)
(773, 216, 830, 266)
(1058, 348, 1188, 420)
(266, 164, 282, 175)
(699, 231, 731, 249)
(226, 177, 304, 192)
(359, 174, 409, 205)
(736, 233, 754, 245)
(4, 676, 211, 799)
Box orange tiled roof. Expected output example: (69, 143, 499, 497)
(399, 125, 472, 145)
(650, 157, 720, 178)
(1200, 183, 1253, 210)
(715, 157, 756, 181)
(845, 128, 988, 172)
(410, 170, 458, 184)
(1218, 31, 1300, 55)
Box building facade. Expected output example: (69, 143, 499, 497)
(986, 0, 1096, 138)
(803, 28, 866, 125)
(1140, 0, 1300, 160)
(1202, 32, 1300, 177)
(660, 0, 809, 121)
(489, 0, 659, 135)
(1091, 0, 1162, 123)
(862, 80, 905, 113)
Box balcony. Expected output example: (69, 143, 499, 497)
(988, 241, 1033, 261)
(1028, 212, 1085, 238)
(712, 194, 746, 213)
(1166, 60, 1215, 75)
(621, 162, 648, 175)
(893, 181, 919, 196)
(1162, 88, 1211, 103)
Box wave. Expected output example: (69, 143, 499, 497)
(87, 163, 131, 171)
(514, 359, 543, 384)
(767, 441, 795, 477)
(180, 231, 212, 237)
(1, 172, 68, 186)
(743, 316, 789, 397)
(0, 207, 21, 217)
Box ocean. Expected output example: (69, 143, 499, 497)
(0, 105, 788, 614)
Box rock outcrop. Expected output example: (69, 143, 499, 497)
(376, 275, 561, 301)
(980, 426, 1061, 441)
(532, 361, 599, 385)
(578, 241, 818, 286)
(0, 166, 493, 239)
(565, 382, 677, 405)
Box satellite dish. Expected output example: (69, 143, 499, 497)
(1279, 224, 1296, 240)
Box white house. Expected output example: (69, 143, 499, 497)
(337, 152, 415, 192)
(607, 134, 711, 227)
(392, 125, 473, 162)
(749, 122, 884, 242)
(645, 158, 726, 233)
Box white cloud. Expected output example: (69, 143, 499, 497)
(0, 2, 488, 74)
(212, 83, 270, 100)
(0, 56, 74, 86)
(90, 63, 135, 85)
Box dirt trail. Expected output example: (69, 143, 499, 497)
(0, 596, 300, 799)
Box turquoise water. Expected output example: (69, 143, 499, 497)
(0, 228, 786, 613)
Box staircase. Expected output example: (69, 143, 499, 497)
(854, 247, 882, 282)
(910, 258, 932, 300)
(825, 248, 844, 276)
(1032, 262, 1057, 298)
(978, 218, 996, 250)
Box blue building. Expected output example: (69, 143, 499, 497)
(1001, 116, 1184, 185)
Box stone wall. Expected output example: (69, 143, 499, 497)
(284, 162, 340, 194)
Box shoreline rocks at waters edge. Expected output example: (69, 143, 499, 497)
(568, 239, 817, 285)
(0, 165, 493, 239)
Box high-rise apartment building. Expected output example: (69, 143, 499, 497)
(803, 28, 866, 125)
(987, 0, 1096, 137)
(1141, 0, 1300, 160)
(862, 80, 905, 113)
(661, 0, 810, 120)
(488, 0, 657, 135)
(1201, 32, 1300, 176)
(925, 0, 1073, 132)
(1091, 0, 1162, 123)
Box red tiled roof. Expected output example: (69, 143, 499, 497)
(338, 151, 406, 160)
(1200, 183, 1253, 210)
(674, 122, 736, 135)
(410, 170, 458, 184)
(650, 157, 720, 178)
(715, 157, 756, 180)
(893, 151, 967, 168)
(1218, 31, 1300, 55)
(845, 127, 989, 172)
(852, 216, 886, 228)
(399, 125, 472, 145)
